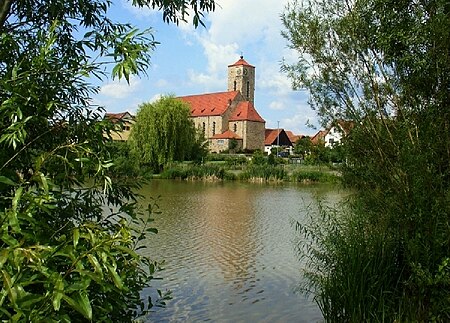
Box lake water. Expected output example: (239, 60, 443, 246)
(137, 180, 343, 322)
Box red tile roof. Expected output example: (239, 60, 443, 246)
(178, 91, 240, 117)
(104, 112, 134, 123)
(104, 112, 133, 120)
(228, 56, 255, 68)
(335, 120, 355, 134)
(264, 129, 281, 145)
(311, 129, 328, 144)
(229, 101, 265, 123)
(211, 130, 242, 140)
(264, 128, 293, 146)
(285, 130, 302, 144)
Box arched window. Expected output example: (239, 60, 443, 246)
(212, 122, 216, 135)
(233, 80, 237, 91)
(202, 122, 206, 136)
(246, 81, 250, 98)
(233, 123, 237, 133)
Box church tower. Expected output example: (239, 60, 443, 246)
(227, 56, 255, 104)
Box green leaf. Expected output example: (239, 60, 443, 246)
(115, 245, 139, 259)
(17, 293, 44, 309)
(73, 228, 80, 249)
(0, 249, 9, 269)
(87, 254, 103, 279)
(105, 263, 124, 290)
(62, 292, 92, 320)
(1, 270, 17, 305)
(39, 172, 49, 193)
(0, 176, 16, 186)
(65, 277, 91, 293)
(73, 270, 103, 284)
(52, 276, 64, 311)
(12, 186, 23, 211)
(146, 227, 158, 234)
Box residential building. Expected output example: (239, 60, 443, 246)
(311, 120, 355, 147)
(264, 128, 293, 155)
(324, 120, 354, 147)
(104, 112, 134, 141)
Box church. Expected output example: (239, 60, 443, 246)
(178, 56, 266, 153)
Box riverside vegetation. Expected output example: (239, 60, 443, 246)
(282, 0, 450, 321)
(109, 141, 341, 184)
(0, 0, 215, 321)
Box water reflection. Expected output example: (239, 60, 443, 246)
(138, 180, 342, 322)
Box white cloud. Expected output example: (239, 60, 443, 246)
(269, 101, 285, 111)
(179, 0, 291, 91)
(99, 77, 141, 99)
(148, 93, 163, 103)
(156, 79, 169, 87)
(119, 0, 159, 20)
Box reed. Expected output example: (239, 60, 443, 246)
(160, 164, 227, 180)
(296, 203, 403, 322)
(238, 165, 287, 182)
(290, 170, 339, 183)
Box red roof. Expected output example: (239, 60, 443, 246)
(211, 130, 242, 140)
(104, 112, 134, 123)
(104, 112, 133, 119)
(264, 129, 281, 145)
(286, 130, 302, 143)
(178, 91, 240, 117)
(228, 56, 255, 68)
(229, 101, 265, 123)
(311, 129, 328, 144)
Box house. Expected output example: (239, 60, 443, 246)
(311, 129, 328, 145)
(311, 120, 355, 147)
(264, 128, 293, 155)
(285, 130, 303, 145)
(324, 120, 354, 147)
(104, 112, 134, 141)
(178, 56, 266, 153)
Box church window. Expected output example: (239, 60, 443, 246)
(233, 80, 237, 91)
(246, 81, 250, 98)
(212, 122, 216, 135)
(202, 122, 206, 136)
(233, 123, 237, 133)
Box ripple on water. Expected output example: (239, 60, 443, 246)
(138, 181, 335, 322)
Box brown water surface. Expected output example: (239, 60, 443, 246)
(138, 180, 343, 322)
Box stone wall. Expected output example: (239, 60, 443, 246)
(209, 138, 243, 153)
(242, 121, 265, 151)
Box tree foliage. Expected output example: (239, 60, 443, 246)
(283, 0, 450, 320)
(0, 0, 214, 321)
(130, 96, 207, 172)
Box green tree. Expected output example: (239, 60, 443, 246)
(130, 96, 205, 172)
(294, 136, 313, 159)
(0, 0, 215, 321)
(283, 0, 450, 321)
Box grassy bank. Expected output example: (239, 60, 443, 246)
(159, 162, 340, 183)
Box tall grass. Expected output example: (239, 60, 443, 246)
(238, 165, 287, 182)
(290, 169, 339, 183)
(296, 202, 403, 322)
(160, 164, 232, 180)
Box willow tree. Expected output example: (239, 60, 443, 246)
(130, 96, 204, 172)
(282, 0, 450, 321)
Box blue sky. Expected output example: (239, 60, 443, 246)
(93, 0, 319, 136)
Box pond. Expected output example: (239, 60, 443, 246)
(137, 180, 344, 322)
